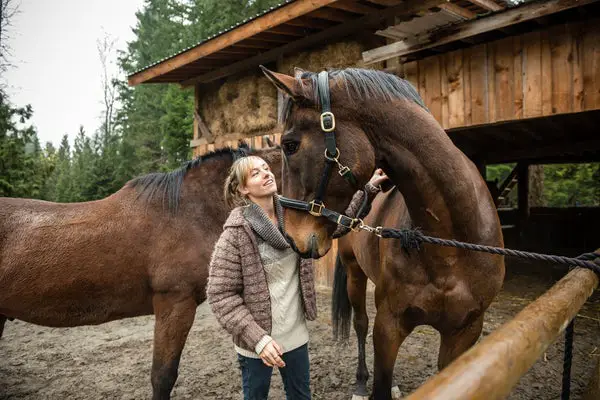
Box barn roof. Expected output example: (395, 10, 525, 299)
(128, 0, 533, 87)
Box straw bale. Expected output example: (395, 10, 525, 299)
(198, 72, 277, 139)
(278, 39, 384, 75)
(197, 39, 385, 142)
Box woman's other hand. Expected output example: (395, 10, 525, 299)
(368, 168, 388, 189)
(259, 339, 286, 368)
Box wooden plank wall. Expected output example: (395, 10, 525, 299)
(192, 132, 282, 157)
(400, 19, 600, 129)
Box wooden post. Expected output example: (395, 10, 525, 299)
(474, 160, 487, 179)
(405, 266, 600, 400)
(517, 162, 530, 244)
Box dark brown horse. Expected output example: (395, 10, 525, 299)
(262, 67, 505, 399)
(0, 145, 280, 399)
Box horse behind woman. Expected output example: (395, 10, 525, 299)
(0, 144, 280, 399)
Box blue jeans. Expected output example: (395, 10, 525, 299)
(237, 343, 311, 400)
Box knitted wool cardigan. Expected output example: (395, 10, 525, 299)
(206, 204, 316, 353)
(207, 185, 381, 353)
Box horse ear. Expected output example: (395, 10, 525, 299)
(260, 65, 301, 99)
(292, 67, 306, 79)
(238, 139, 250, 150)
(263, 136, 274, 147)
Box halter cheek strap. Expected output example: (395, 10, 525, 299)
(278, 70, 361, 236)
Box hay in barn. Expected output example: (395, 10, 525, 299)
(278, 40, 383, 75)
(198, 72, 278, 139)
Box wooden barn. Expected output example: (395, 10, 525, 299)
(128, 0, 600, 287)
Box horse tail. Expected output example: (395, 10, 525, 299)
(0, 315, 7, 339)
(332, 252, 352, 342)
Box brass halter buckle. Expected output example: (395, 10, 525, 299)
(336, 215, 361, 231)
(323, 148, 351, 177)
(338, 164, 351, 177)
(320, 111, 336, 132)
(308, 200, 324, 217)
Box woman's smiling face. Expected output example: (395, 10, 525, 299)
(239, 156, 278, 202)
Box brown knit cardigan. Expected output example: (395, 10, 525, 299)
(206, 207, 316, 352)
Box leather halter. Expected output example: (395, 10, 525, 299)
(277, 71, 364, 234)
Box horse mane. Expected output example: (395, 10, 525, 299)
(279, 68, 428, 124)
(127, 146, 249, 213)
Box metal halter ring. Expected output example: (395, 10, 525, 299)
(324, 147, 340, 162)
(320, 111, 336, 132)
(308, 200, 324, 217)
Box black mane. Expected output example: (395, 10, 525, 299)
(127, 146, 248, 213)
(280, 68, 428, 124)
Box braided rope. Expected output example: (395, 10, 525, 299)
(380, 228, 600, 274)
(377, 227, 599, 400)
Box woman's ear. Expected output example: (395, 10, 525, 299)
(238, 185, 250, 197)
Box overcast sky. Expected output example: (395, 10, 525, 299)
(4, 0, 146, 147)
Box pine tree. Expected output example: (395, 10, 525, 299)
(54, 134, 73, 202)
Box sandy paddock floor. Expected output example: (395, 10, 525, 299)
(1, 261, 599, 399)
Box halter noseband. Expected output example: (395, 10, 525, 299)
(278, 71, 364, 234)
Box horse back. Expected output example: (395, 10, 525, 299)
(0, 194, 160, 325)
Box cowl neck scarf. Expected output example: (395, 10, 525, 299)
(243, 199, 290, 250)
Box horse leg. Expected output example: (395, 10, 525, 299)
(151, 293, 197, 400)
(371, 304, 409, 400)
(0, 315, 6, 339)
(438, 313, 484, 370)
(346, 258, 369, 400)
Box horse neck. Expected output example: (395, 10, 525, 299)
(369, 101, 495, 240)
(179, 157, 232, 217)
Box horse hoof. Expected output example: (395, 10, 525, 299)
(391, 385, 403, 399)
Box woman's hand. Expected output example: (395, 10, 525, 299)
(368, 168, 388, 189)
(259, 339, 286, 368)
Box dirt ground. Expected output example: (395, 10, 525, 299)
(1, 261, 599, 400)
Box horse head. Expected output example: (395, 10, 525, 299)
(262, 67, 378, 258)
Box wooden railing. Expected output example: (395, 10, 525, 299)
(405, 255, 600, 400)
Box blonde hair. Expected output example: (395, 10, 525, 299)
(224, 156, 265, 208)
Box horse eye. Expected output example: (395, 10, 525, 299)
(282, 141, 300, 155)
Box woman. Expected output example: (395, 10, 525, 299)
(206, 155, 388, 400)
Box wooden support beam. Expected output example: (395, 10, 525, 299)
(517, 162, 530, 228)
(439, 3, 477, 19)
(182, 0, 444, 86)
(405, 264, 600, 400)
(328, 0, 380, 14)
(193, 86, 214, 144)
(474, 160, 487, 178)
(230, 39, 275, 49)
(283, 15, 333, 30)
(128, 0, 340, 86)
(364, 0, 402, 6)
(466, 0, 505, 11)
(362, 0, 599, 65)
(265, 24, 311, 36)
(480, 139, 600, 164)
(306, 7, 355, 22)
(209, 48, 261, 55)
(252, 32, 292, 43)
